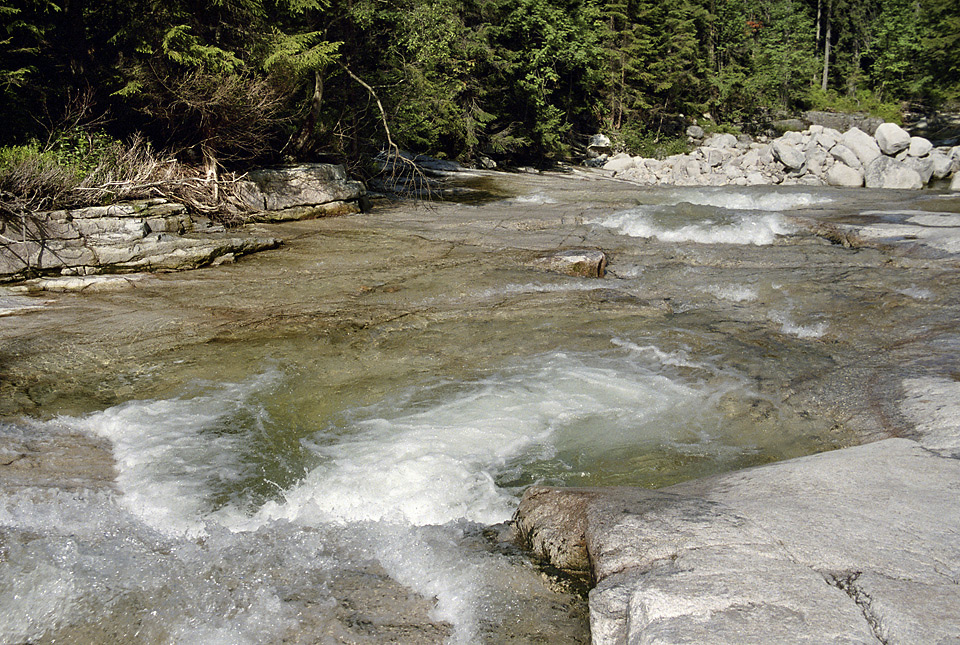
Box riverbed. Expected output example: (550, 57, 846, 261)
(2, 169, 959, 643)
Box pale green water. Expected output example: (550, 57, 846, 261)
(2, 171, 959, 643)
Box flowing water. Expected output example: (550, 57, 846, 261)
(2, 170, 960, 643)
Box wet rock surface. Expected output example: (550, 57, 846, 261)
(2, 170, 960, 643)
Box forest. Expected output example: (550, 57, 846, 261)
(1, 0, 959, 176)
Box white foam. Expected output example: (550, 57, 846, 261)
(0, 557, 78, 643)
(36, 349, 754, 643)
(702, 284, 759, 302)
(474, 281, 608, 300)
(663, 189, 834, 211)
(598, 209, 795, 245)
(222, 349, 742, 530)
(611, 338, 716, 371)
(0, 488, 323, 644)
(508, 192, 557, 205)
(769, 311, 828, 338)
(69, 371, 281, 538)
(897, 286, 932, 300)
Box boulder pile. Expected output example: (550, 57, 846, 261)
(598, 122, 960, 190)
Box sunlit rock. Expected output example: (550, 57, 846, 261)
(237, 163, 365, 214)
(908, 136, 934, 157)
(826, 162, 864, 187)
(865, 156, 923, 189)
(840, 127, 883, 168)
(529, 249, 607, 278)
(515, 439, 960, 644)
(602, 153, 636, 173)
(874, 122, 912, 155)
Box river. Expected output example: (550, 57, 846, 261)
(2, 169, 959, 643)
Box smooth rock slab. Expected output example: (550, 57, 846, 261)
(514, 438, 960, 645)
(11, 274, 150, 293)
(608, 544, 877, 645)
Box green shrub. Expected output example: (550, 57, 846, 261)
(805, 88, 903, 124)
(1, 130, 175, 214)
(622, 131, 690, 159)
(0, 141, 81, 211)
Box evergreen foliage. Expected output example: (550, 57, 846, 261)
(1, 0, 958, 168)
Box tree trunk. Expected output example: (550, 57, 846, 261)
(288, 71, 324, 157)
(816, 0, 822, 48)
(821, 2, 832, 92)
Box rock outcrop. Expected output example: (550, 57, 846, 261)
(0, 199, 281, 282)
(515, 379, 960, 644)
(237, 163, 366, 220)
(600, 121, 960, 191)
(1, 163, 367, 282)
(515, 437, 960, 644)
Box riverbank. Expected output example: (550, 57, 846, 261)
(590, 121, 960, 191)
(2, 170, 959, 643)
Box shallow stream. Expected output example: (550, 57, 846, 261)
(2, 169, 959, 643)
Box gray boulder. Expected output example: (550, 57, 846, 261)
(830, 143, 863, 170)
(703, 133, 738, 149)
(908, 136, 934, 157)
(865, 156, 924, 189)
(587, 134, 612, 157)
(815, 131, 839, 151)
(874, 122, 912, 155)
(931, 151, 954, 179)
(238, 164, 365, 213)
(904, 156, 935, 184)
(772, 140, 805, 171)
(686, 125, 705, 140)
(804, 147, 830, 177)
(780, 130, 805, 146)
(739, 148, 761, 170)
(700, 147, 725, 167)
(840, 127, 882, 168)
(952, 172, 960, 192)
(602, 153, 636, 173)
(826, 163, 864, 187)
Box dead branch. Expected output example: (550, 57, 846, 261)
(337, 63, 435, 200)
